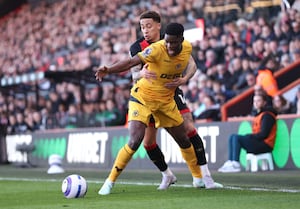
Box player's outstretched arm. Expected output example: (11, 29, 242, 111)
(95, 55, 142, 81)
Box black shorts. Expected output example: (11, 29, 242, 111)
(149, 88, 190, 126)
(174, 87, 190, 113)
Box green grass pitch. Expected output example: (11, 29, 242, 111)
(0, 165, 300, 209)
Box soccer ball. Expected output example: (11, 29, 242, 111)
(61, 174, 88, 198)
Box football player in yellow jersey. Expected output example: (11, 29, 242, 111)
(129, 11, 222, 190)
(96, 23, 206, 195)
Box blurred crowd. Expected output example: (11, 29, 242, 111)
(0, 0, 300, 135)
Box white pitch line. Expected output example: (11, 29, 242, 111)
(1, 177, 299, 193)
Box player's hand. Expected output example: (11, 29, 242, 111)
(95, 66, 109, 81)
(164, 77, 185, 89)
(141, 63, 157, 80)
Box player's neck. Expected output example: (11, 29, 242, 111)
(148, 34, 160, 44)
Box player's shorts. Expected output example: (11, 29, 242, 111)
(147, 87, 190, 127)
(128, 96, 183, 128)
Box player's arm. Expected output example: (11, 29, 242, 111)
(132, 63, 157, 82)
(182, 55, 197, 82)
(129, 44, 143, 82)
(164, 55, 196, 88)
(131, 64, 143, 82)
(95, 55, 142, 81)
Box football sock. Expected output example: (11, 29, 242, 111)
(162, 167, 174, 177)
(180, 145, 202, 178)
(200, 164, 211, 177)
(108, 144, 135, 182)
(188, 129, 207, 165)
(144, 143, 168, 172)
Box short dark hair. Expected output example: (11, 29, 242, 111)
(139, 11, 161, 23)
(165, 23, 184, 36)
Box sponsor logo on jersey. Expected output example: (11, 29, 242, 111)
(141, 48, 152, 58)
(160, 73, 182, 79)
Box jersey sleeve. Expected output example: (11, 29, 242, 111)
(137, 44, 160, 64)
(129, 42, 141, 57)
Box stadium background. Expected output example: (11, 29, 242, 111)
(0, 0, 300, 171)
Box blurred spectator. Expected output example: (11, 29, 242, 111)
(230, 57, 247, 91)
(32, 111, 45, 131)
(205, 49, 218, 70)
(194, 49, 206, 73)
(64, 104, 81, 129)
(211, 80, 229, 104)
(24, 112, 36, 132)
(15, 112, 29, 134)
(195, 94, 221, 121)
(81, 102, 97, 128)
(96, 99, 124, 127)
(255, 58, 279, 97)
(261, 23, 276, 42)
(291, 48, 300, 61)
(193, 90, 208, 119)
(7, 114, 17, 135)
(236, 70, 256, 94)
(292, 87, 300, 114)
(273, 94, 294, 114)
(185, 80, 200, 103)
(254, 85, 273, 106)
(278, 39, 290, 56)
(214, 63, 233, 91)
(0, 112, 8, 163)
(245, 71, 256, 88)
(279, 53, 292, 68)
(48, 91, 60, 114)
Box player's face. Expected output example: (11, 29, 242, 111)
(164, 34, 183, 57)
(140, 18, 161, 43)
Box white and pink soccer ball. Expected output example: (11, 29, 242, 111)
(61, 174, 88, 198)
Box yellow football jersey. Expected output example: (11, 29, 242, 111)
(135, 39, 192, 104)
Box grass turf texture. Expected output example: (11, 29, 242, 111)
(0, 165, 300, 209)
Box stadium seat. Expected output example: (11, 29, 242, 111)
(246, 152, 274, 172)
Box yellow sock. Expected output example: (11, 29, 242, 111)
(180, 145, 202, 178)
(108, 144, 135, 182)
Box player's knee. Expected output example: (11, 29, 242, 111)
(173, 133, 191, 148)
(127, 134, 144, 151)
(184, 123, 196, 135)
(127, 140, 142, 151)
(177, 140, 191, 149)
(143, 136, 156, 147)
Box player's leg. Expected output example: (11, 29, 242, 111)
(176, 88, 222, 188)
(182, 112, 207, 165)
(156, 102, 202, 183)
(110, 121, 146, 181)
(165, 124, 202, 179)
(99, 120, 146, 195)
(143, 124, 177, 190)
(99, 100, 149, 195)
(174, 88, 206, 167)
